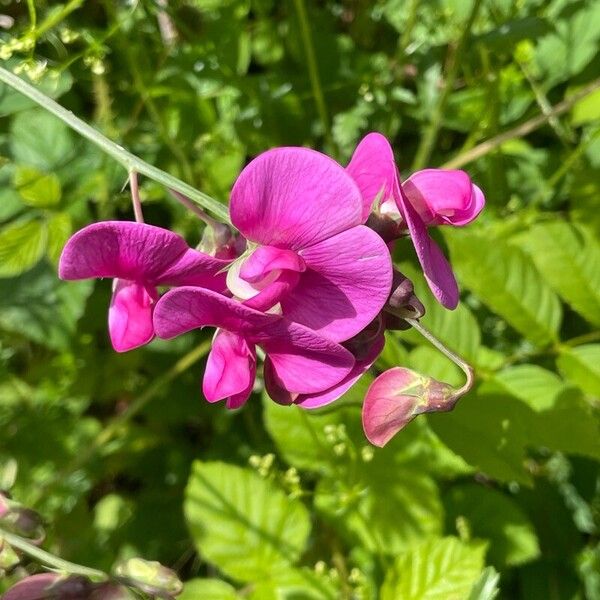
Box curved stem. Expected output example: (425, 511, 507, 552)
(405, 317, 474, 397)
(129, 171, 144, 223)
(0, 528, 107, 581)
(0, 67, 230, 224)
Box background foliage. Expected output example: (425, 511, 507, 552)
(1, 0, 599, 598)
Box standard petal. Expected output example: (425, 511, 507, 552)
(394, 185, 459, 309)
(230, 147, 363, 250)
(265, 335, 385, 408)
(346, 132, 399, 221)
(403, 169, 482, 226)
(153, 287, 275, 340)
(59, 221, 194, 282)
(280, 225, 393, 341)
(203, 330, 256, 407)
(108, 279, 156, 352)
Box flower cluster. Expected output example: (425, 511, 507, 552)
(59, 133, 484, 444)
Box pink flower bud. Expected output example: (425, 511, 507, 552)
(362, 367, 457, 447)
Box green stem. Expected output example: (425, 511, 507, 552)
(411, 0, 483, 170)
(129, 171, 144, 223)
(442, 77, 600, 169)
(292, 0, 331, 147)
(406, 318, 474, 397)
(35, 0, 85, 38)
(0, 528, 108, 581)
(0, 67, 230, 224)
(30, 341, 211, 506)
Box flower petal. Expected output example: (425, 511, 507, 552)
(108, 279, 156, 352)
(280, 225, 393, 341)
(394, 186, 459, 309)
(203, 330, 256, 408)
(291, 334, 384, 408)
(59, 221, 228, 289)
(239, 246, 305, 283)
(346, 132, 398, 221)
(153, 287, 355, 395)
(403, 169, 484, 226)
(230, 147, 363, 250)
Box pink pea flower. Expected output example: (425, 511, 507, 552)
(264, 316, 385, 409)
(362, 367, 457, 447)
(153, 286, 355, 408)
(59, 221, 230, 352)
(227, 147, 393, 342)
(346, 133, 485, 309)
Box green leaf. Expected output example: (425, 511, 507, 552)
(247, 568, 338, 600)
(445, 230, 562, 347)
(467, 567, 500, 600)
(520, 222, 600, 326)
(13, 165, 62, 208)
(429, 392, 532, 485)
(571, 87, 600, 126)
(396, 260, 481, 364)
(444, 484, 540, 568)
(184, 461, 310, 582)
(0, 263, 92, 350)
(315, 466, 443, 554)
(10, 109, 75, 172)
(380, 537, 486, 600)
(179, 579, 239, 600)
(0, 218, 47, 277)
(489, 365, 569, 412)
(46, 212, 72, 264)
(557, 344, 600, 398)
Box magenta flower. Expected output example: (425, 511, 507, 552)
(227, 147, 393, 342)
(153, 286, 355, 408)
(264, 317, 385, 408)
(346, 133, 485, 309)
(59, 221, 230, 352)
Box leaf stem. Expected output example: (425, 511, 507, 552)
(411, 0, 483, 170)
(292, 0, 331, 147)
(0, 528, 108, 581)
(442, 77, 600, 169)
(405, 318, 474, 397)
(0, 67, 230, 224)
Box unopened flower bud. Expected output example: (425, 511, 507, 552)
(1, 507, 45, 543)
(385, 270, 425, 320)
(362, 367, 458, 447)
(114, 557, 183, 597)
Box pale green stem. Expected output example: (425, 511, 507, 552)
(442, 77, 600, 169)
(292, 0, 331, 147)
(0, 67, 230, 224)
(35, 0, 85, 38)
(0, 528, 108, 581)
(411, 0, 483, 170)
(406, 318, 474, 397)
(129, 171, 144, 223)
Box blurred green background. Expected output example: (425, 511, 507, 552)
(1, 0, 599, 598)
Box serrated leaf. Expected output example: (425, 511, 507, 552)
(13, 165, 62, 208)
(445, 230, 561, 347)
(247, 567, 338, 600)
(184, 461, 310, 582)
(520, 222, 600, 326)
(381, 536, 486, 600)
(0, 218, 47, 277)
(444, 484, 539, 568)
(179, 579, 239, 600)
(468, 567, 500, 600)
(557, 344, 600, 397)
